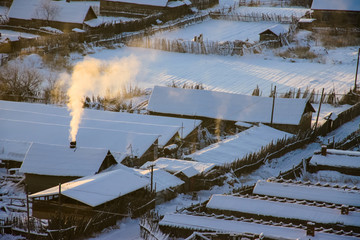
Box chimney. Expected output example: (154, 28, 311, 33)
(341, 205, 349, 215)
(70, 141, 76, 149)
(306, 222, 315, 237)
(321, 145, 327, 156)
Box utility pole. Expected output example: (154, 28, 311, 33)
(58, 183, 61, 205)
(150, 165, 154, 193)
(26, 185, 30, 238)
(314, 88, 325, 130)
(270, 86, 276, 126)
(354, 48, 360, 92)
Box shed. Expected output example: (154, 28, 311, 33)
(259, 24, 288, 41)
(8, 0, 97, 32)
(147, 86, 315, 134)
(311, 0, 360, 27)
(308, 148, 360, 176)
(20, 143, 117, 193)
(30, 168, 149, 218)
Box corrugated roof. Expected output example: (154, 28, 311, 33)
(147, 86, 312, 126)
(20, 142, 113, 177)
(30, 168, 149, 207)
(311, 0, 360, 12)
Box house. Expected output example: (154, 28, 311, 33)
(308, 146, 360, 176)
(8, 0, 97, 32)
(311, 0, 360, 27)
(0, 100, 202, 156)
(259, 24, 288, 47)
(141, 158, 215, 191)
(147, 86, 315, 134)
(19, 143, 117, 193)
(30, 168, 150, 219)
(100, 0, 190, 17)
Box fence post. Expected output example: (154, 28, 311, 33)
(314, 88, 324, 130)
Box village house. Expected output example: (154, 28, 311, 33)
(30, 168, 150, 219)
(19, 143, 117, 193)
(259, 24, 288, 47)
(311, 0, 360, 27)
(100, 0, 191, 17)
(8, 0, 97, 32)
(147, 86, 315, 134)
(308, 146, 360, 176)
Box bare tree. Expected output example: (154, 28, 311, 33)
(35, 0, 60, 22)
(0, 62, 43, 100)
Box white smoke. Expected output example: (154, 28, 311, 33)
(63, 55, 140, 142)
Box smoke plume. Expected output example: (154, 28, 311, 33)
(63, 55, 140, 142)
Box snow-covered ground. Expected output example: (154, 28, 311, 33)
(80, 46, 357, 95)
(0, 29, 39, 42)
(152, 19, 289, 43)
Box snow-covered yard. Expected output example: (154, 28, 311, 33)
(82, 46, 357, 95)
(152, 19, 289, 43)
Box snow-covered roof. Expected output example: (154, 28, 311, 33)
(206, 194, 360, 227)
(133, 168, 184, 192)
(298, 18, 316, 23)
(175, 166, 199, 178)
(260, 24, 288, 36)
(147, 86, 313, 125)
(0, 100, 201, 146)
(310, 149, 360, 170)
(187, 124, 293, 166)
(253, 180, 360, 207)
(311, 0, 360, 12)
(0, 139, 31, 162)
(0, 118, 158, 163)
(102, 0, 169, 7)
(8, 0, 96, 24)
(159, 213, 360, 240)
(20, 142, 115, 177)
(141, 158, 215, 176)
(30, 168, 148, 207)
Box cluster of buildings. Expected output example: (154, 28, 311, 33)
(0, 86, 317, 220)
